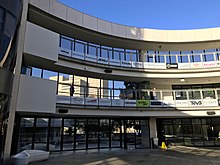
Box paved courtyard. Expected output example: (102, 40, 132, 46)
(32, 146, 220, 165)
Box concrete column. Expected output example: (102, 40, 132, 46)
(140, 120, 150, 147)
(3, 0, 28, 164)
(139, 50, 147, 62)
(149, 117, 157, 138)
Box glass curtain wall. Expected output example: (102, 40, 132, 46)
(16, 117, 150, 153)
(161, 118, 220, 147)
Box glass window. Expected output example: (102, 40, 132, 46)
(60, 38, 71, 50)
(58, 73, 73, 96)
(175, 91, 187, 100)
(88, 45, 97, 56)
(18, 118, 34, 152)
(31, 67, 42, 78)
(203, 53, 214, 62)
(101, 48, 108, 58)
(75, 41, 85, 53)
(155, 54, 165, 63)
(202, 90, 216, 99)
(63, 119, 75, 150)
(87, 119, 99, 149)
(188, 90, 201, 100)
(113, 50, 120, 60)
(190, 54, 201, 62)
(111, 119, 121, 147)
(75, 119, 86, 149)
(34, 118, 49, 151)
(50, 118, 62, 151)
(43, 70, 58, 81)
(100, 119, 110, 148)
(178, 55, 189, 63)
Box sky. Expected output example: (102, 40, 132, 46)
(58, 0, 220, 30)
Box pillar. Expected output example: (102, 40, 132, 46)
(139, 49, 147, 62)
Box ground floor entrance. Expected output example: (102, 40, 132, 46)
(12, 116, 150, 154)
(157, 117, 220, 147)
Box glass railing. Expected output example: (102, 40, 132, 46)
(58, 47, 220, 70)
(56, 84, 220, 108)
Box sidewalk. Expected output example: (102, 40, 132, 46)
(32, 146, 220, 165)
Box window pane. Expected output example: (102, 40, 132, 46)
(34, 118, 49, 151)
(43, 70, 58, 81)
(75, 41, 85, 53)
(32, 67, 42, 78)
(50, 118, 62, 151)
(18, 118, 34, 152)
(60, 38, 71, 49)
(63, 119, 75, 150)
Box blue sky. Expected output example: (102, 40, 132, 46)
(59, 0, 220, 30)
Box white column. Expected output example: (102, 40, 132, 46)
(3, 0, 28, 163)
(139, 50, 147, 62)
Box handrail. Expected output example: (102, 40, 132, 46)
(59, 47, 220, 70)
(56, 84, 220, 108)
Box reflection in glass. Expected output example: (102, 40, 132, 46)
(87, 119, 98, 149)
(75, 119, 86, 149)
(34, 118, 49, 151)
(18, 118, 34, 152)
(63, 119, 75, 150)
(100, 119, 110, 148)
(49, 118, 61, 151)
(111, 119, 121, 147)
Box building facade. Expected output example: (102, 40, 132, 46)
(2, 0, 220, 164)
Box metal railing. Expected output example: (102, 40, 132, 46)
(59, 47, 220, 70)
(56, 84, 220, 108)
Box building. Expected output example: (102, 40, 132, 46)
(2, 0, 220, 164)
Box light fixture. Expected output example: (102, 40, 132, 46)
(180, 78, 185, 82)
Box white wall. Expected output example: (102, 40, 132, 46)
(17, 75, 57, 113)
(24, 22, 59, 62)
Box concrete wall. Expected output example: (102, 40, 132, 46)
(17, 75, 57, 113)
(29, 0, 220, 43)
(24, 22, 59, 62)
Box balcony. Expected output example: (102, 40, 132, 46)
(58, 47, 220, 70)
(56, 84, 220, 110)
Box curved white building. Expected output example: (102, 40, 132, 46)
(2, 0, 220, 164)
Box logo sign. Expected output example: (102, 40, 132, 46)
(150, 101, 162, 107)
(59, 47, 71, 56)
(121, 61, 132, 67)
(98, 57, 109, 65)
(216, 61, 220, 67)
(166, 63, 178, 69)
(109, 59, 120, 66)
(203, 99, 218, 106)
(175, 100, 189, 107)
(136, 100, 150, 107)
(154, 63, 166, 69)
(178, 63, 191, 69)
(72, 51, 84, 60)
(125, 100, 136, 107)
(189, 100, 203, 106)
(190, 62, 203, 68)
(162, 100, 175, 107)
(71, 97, 84, 105)
(132, 62, 143, 68)
(203, 61, 216, 68)
(56, 95, 70, 104)
(99, 98, 111, 106)
(85, 54, 97, 62)
(85, 98, 98, 106)
(143, 62, 155, 69)
(112, 99, 124, 106)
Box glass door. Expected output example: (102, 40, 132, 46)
(87, 119, 98, 149)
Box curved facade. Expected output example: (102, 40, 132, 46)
(3, 0, 220, 163)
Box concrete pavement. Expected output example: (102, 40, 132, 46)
(32, 146, 220, 165)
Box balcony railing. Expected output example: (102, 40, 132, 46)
(56, 84, 220, 108)
(58, 47, 220, 70)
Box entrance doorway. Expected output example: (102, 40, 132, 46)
(123, 120, 150, 149)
